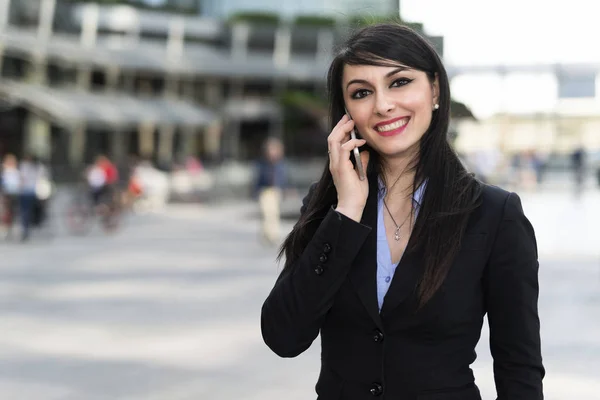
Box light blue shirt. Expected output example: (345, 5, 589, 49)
(376, 179, 426, 311)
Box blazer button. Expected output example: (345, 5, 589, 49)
(314, 265, 324, 275)
(370, 383, 383, 396)
(372, 329, 384, 343)
(319, 254, 328, 263)
(323, 243, 332, 254)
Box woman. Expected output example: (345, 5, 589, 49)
(261, 24, 544, 400)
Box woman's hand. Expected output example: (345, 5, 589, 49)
(328, 114, 370, 222)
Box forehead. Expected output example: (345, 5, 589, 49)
(342, 63, 415, 81)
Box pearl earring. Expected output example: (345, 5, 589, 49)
(433, 103, 439, 110)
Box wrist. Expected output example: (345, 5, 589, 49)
(334, 205, 364, 222)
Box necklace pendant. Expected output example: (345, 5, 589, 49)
(394, 228, 400, 241)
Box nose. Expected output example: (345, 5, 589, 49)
(374, 92, 395, 116)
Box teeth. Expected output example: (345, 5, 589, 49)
(376, 118, 408, 132)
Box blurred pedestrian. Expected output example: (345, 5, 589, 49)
(261, 24, 543, 399)
(19, 154, 44, 241)
(254, 137, 287, 245)
(87, 157, 107, 207)
(520, 150, 539, 191)
(31, 156, 52, 229)
(1, 153, 20, 237)
(571, 146, 585, 198)
(87, 154, 119, 210)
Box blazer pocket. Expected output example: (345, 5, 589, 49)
(417, 384, 481, 400)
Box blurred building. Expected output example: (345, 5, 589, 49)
(451, 65, 600, 173)
(0, 0, 441, 182)
(202, 0, 398, 19)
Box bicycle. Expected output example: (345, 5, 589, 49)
(65, 185, 123, 235)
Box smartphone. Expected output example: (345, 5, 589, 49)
(344, 108, 366, 181)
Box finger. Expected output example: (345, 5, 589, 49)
(339, 138, 367, 162)
(328, 122, 355, 164)
(328, 119, 354, 149)
(328, 115, 349, 145)
(330, 135, 361, 168)
(333, 119, 355, 141)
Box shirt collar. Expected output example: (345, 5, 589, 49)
(378, 176, 427, 207)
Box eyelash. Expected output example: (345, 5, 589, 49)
(350, 78, 414, 100)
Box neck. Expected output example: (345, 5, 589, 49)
(381, 154, 418, 201)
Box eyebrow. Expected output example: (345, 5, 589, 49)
(345, 67, 410, 90)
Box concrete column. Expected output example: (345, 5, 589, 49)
(0, 0, 10, 33)
(183, 129, 197, 157)
(77, 66, 92, 90)
(269, 115, 284, 140)
(273, 24, 291, 67)
(228, 120, 241, 160)
(164, 75, 179, 99)
(69, 123, 86, 166)
(123, 73, 136, 93)
(37, 0, 56, 44)
(231, 23, 250, 61)
(105, 65, 120, 92)
(76, 3, 95, 91)
(166, 17, 185, 62)
(231, 78, 244, 98)
(175, 126, 193, 157)
(157, 125, 175, 166)
(204, 121, 222, 160)
(205, 80, 222, 108)
(138, 122, 155, 159)
(24, 113, 51, 159)
(25, 56, 47, 84)
(80, 3, 99, 49)
(181, 77, 195, 101)
(126, 12, 140, 46)
(111, 129, 126, 163)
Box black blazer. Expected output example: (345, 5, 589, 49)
(261, 178, 544, 400)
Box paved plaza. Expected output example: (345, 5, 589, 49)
(0, 188, 599, 399)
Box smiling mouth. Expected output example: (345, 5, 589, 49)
(375, 117, 410, 132)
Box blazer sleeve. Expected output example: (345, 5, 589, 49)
(485, 192, 545, 399)
(261, 184, 372, 358)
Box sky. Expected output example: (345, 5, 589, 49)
(400, 0, 599, 118)
(400, 0, 599, 66)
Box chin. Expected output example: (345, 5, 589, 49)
(380, 143, 420, 160)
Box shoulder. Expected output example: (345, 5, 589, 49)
(478, 183, 514, 216)
(469, 183, 529, 231)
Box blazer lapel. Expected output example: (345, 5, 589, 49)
(348, 176, 382, 329)
(380, 236, 424, 316)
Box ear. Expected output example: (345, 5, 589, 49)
(432, 73, 440, 105)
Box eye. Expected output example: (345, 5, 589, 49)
(391, 78, 413, 87)
(350, 89, 371, 99)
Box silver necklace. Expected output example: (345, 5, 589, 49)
(382, 199, 412, 241)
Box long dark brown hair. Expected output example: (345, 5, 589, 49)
(278, 24, 482, 308)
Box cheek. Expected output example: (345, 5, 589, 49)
(402, 90, 431, 113)
(353, 106, 375, 134)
